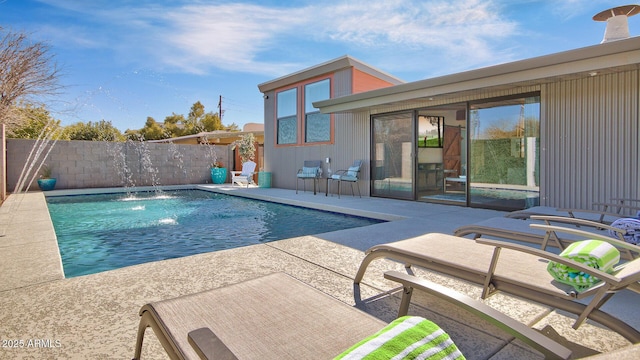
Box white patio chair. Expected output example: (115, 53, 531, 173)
(230, 161, 256, 187)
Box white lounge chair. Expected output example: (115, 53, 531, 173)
(230, 161, 256, 188)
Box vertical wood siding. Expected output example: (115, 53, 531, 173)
(541, 70, 639, 211)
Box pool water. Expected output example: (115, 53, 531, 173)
(47, 190, 383, 277)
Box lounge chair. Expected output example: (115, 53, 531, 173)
(230, 161, 256, 188)
(506, 205, 629, 224)
(594, 200, 640, 215)
(354, 231, 640, 343)
(296, 160, 321, 194)
(133, 272, 571, 359)
(328, 160, 362, 198)
(454, 215, 628, 252)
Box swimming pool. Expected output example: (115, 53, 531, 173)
(47, 190, 384, 277)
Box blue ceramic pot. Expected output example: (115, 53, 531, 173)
(37, 178, 57, 191)
(210, 168, 227, 184)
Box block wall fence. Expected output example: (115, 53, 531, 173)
(4, 138, 232, 193)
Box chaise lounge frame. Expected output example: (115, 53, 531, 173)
(454, 215, 628, 253)
(133, 272, 571, 359)
(505, 205, 634, 224)
(354, 230, 640, 343)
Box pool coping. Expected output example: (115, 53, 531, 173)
(43, 184, 408, 222)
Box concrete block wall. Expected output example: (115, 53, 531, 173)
(6, 139, 231, 192)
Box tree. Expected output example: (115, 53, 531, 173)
(139, 116, 166, 140)
(130, 101, 231, 138)
(202, 111, 223, 131)
(6, 102, 61, 139)
(224, 122, 240, 131)
(233, 133, 256, 163)
(61, 120, 125, 141)
(0, 28, 62, 126)
(163, 113, 186, 137)
(185, 101, 224, 134)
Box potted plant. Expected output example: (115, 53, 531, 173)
(37, 164, 57, 191)
(202, 142, 227, 184)
(210, 160, 227, 184)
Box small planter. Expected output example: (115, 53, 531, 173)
(210, 168, 227, 184)
(37, 178, 57, 191)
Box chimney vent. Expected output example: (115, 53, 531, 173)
(593, 4, 640, 43)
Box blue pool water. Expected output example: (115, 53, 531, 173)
(47, 190, 384, 277)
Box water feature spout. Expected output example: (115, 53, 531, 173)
(1, 121, 61, 237)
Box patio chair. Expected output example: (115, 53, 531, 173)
(133, 272, 571, 360)
(454, 215, 630, 254)
(593, 198, 640, 215)
(296, 160, 321, 194)
(230, 161, 256, 188)
(353, 230, 640, 343)
(505, 205, 635, 224)
(329, 160, 362, 198)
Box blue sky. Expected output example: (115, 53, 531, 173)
(1, 0, 637, 132)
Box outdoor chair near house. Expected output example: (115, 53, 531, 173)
(354, 227, 640, 344)
(230, 161, 257, 188)
(594, 198, 640, 215)
(329, 160, 362, 198)
(506, 201, 640, 224)
(132, 272, 571, 360)
(454, 215, 634, 256)
(296, 160, 321, 194)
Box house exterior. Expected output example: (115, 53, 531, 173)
(259, 39, 640, 212)
(257, 55, 404, 192)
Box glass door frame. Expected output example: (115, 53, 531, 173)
(412, 104, 469, 205)
(369, 110, 416, 200)
(466, 92, 541, 211)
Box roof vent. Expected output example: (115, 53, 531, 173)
(593, 4, 640, 43)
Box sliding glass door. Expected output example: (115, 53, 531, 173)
(371, 112, 414, 200)
(369, 95, 539, 211)
(468, 94, 540, 210)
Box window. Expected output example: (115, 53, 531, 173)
(304, 79, 330, 143)
(276, 88, 297, 144)
(275, 77, 332, 146)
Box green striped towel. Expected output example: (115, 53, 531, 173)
(334, 316, 465, 360)
(547, 240, 620, 291)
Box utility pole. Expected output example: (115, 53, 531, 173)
(218, 95, 224, 122)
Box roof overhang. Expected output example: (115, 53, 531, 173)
(257, 55, 404, 93)
(314, 36, 640, 114)
(148, 130, 264, 144)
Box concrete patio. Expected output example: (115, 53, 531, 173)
(1, 185, 639, 359)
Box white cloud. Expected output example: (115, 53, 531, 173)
(154, 3, 309, 74)
(310, 0, 518, 73)
(155, 0, 518, 75)
(38, 0, 521, 76)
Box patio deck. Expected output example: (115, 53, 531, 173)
(1, 185, 639, 359)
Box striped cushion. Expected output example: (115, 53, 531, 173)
(334, 316, 465, 360)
